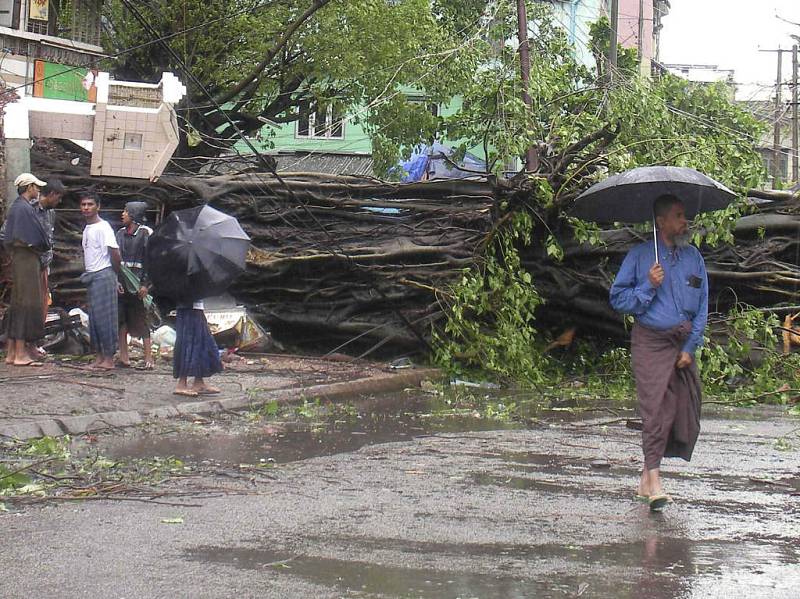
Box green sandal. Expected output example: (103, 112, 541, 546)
(649, 493, 670, 511)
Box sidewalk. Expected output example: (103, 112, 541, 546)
(0, 355, 439, 440)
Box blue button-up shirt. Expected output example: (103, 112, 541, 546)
(609, 239, 708, 355)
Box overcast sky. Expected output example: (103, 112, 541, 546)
(660, 0, 800, 100)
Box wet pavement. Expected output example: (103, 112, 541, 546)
(1, 392, 799, 598)
(0, 354, 437, 438)
(94, 393, 528, 465)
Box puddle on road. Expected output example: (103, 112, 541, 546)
(95, 392, 604, 466)
(186, 545, 560, 598)
(89, 389, 800, 598)
(184, 536, 800, 598)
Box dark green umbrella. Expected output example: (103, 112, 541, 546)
(119, 265, 153, 310)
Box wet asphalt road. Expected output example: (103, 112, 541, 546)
(1, 400, 799, 598)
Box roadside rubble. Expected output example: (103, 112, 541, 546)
(26, 298, 274, 363)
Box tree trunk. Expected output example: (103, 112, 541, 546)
(4, 142, 796, 357)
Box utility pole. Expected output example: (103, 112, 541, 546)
(761, 48, 795, 188)
(609, 0, 619, 83)
(793, 44, 799, 184)
(516, 0, 537, 171)
(638, 0, 645, 73)
(774, 49, 783, 188)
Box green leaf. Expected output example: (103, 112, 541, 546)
(0, 465, 31, 491)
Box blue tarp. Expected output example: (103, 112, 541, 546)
(397, 142, 487, 183)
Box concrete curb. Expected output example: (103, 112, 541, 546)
(0, 368, 442, 440)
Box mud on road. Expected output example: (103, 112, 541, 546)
(1, 395, 799, 598)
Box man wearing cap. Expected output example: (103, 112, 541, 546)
(116, 201, 154, 369)
(2, 173, 50, 366)
(79, 192, 122, 370)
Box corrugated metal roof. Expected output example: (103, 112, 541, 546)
(200, 150, 374, 177)
(202, 151, 374, 177)
(273, 151, 374, 176)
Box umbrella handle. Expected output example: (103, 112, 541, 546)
(653, 220, 659, 265)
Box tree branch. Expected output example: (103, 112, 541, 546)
(214, 0, 336, 106)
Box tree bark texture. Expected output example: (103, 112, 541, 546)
(1, 143, 798, 356)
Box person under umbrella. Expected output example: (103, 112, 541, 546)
(609, 193, 707, 511)
(116, 201, 154, 369)
(572, 166, 733, 512)
(147, 205, 250, 397)
(172, 298, 222, 397)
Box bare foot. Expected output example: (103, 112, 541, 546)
(13, 360, 43, 367)
(192, 385, 221, 395)
(12, 348, 41, 366)
(174, 388, 199, 397)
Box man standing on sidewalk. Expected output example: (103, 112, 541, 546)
(116, 201, 154, 369)
(80, 193, 121, 370)
(31, 179, 66, 353)
(2, 173, 50, 366)
(609, 194, 707, 512)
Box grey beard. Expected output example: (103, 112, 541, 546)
(674, 232, 691, 248)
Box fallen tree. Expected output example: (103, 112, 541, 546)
(13, 145, 500, 354)
(1, 143, 795, 358)
(526, 201, 800, 341)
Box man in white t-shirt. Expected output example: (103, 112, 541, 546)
(80, 193, 122, 370)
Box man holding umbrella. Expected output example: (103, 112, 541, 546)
(609, 193, 708, 511)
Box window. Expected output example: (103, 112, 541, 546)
(27, 0, 49, 34)
(21, 0, 103, 45)
(296, 101, 345, 139)
(407, 95, 439, 117)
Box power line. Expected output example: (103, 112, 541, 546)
(190, 2, 501, 173)
(2, 0, 292, 97)
(546, 8, 775, 157)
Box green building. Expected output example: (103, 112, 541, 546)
(235, 1, 615, 176)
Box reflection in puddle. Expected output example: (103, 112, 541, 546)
(185, 536, 800, 599)
(86, 388, 800, 599)
(184, 544, 601, 598)
(86, 390, 800, 598)
(96, 392, 596, 466)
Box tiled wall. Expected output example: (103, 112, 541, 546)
(29, 112, 94, 140)
(90, 104, 178, 179)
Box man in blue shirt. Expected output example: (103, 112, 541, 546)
(610, 194, 706, 511)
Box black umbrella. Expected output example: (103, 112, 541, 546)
(570, 166, 737, 262)
(147, 205, 250, 302)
